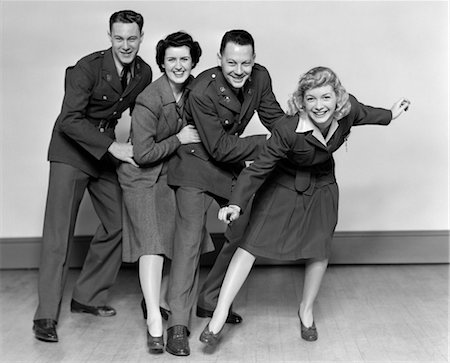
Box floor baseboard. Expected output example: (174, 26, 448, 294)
(0, 230, 448, 269)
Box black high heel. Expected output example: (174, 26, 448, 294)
(141, 298, 170, 321)
(147, 331, 164, 354)
(298, 310, 318, 341)
(199, 323, 223, 346)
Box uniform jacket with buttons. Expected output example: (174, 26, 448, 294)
(167, 64, 285, 199)
(229, 94, 393, 212)
(47, 48, 152, 177)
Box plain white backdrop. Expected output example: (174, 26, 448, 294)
(0, 1, 448, 237)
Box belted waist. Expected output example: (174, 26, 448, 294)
(268, 168, 335, 195)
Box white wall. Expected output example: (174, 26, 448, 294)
(0, 1, 448, 238)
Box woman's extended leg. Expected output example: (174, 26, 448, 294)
(208, 247, 256, 334)
(139, 254, 164, 336)
(299, 258, 329, 328)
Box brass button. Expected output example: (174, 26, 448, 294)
(100, 128, 105, 133)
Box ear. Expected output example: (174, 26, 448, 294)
(139, 31, 144, 44)
(108, 31, 112, 43)
(217, 52, 222, 66)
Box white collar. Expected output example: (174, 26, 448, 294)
(295, 113, 339, 146)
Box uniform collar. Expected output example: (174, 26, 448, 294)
(295, 113, 339, 146)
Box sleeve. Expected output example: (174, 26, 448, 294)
(229, 124, 293, 212)
(256, 69, 286, 131)
(57, 63, 114, 160)
(350, 95, 393, 127)
(131, 94, 181, 166)
(188, 92, 266, 163)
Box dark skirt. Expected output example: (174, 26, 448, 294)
(240, 176, 339, 261)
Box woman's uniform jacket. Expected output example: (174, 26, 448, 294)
(229, 94, 393, 211)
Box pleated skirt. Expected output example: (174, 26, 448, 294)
(240, 176, 339, 261)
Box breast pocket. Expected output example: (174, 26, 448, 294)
(289, 147, 315, 165)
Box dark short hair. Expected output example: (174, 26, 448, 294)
(219, 29, 255, 54)
(155, 31, 202, 72)
(109, 10, 144, 32)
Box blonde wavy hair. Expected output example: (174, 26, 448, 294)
(287, 66, 351, 121)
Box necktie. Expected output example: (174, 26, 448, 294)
(121, 65, 130, 91)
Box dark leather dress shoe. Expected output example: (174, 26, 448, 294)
(199, 324, 222, 347)
(196, 306, 243, 324)
(70, 299, 116, 317)
(140, 298, 170, 321)
(166, 325, 190, 356)
(33, 319, 58, 342)
(147, 331, 164, 354)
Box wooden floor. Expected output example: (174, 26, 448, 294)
(0, 264, 448, 363)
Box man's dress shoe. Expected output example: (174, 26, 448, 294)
(140, 298, 170, 321)
(196, 306, 242, 324)
(166, 325, 190, 356)
(70, 299, 116, 317)
(33, 319, 58, 342)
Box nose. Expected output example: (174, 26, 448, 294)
(314, 99, 324, 110)
(175, 59, 182, 69)
(234, 64, 243, 75)
(122, 40, 130, 50)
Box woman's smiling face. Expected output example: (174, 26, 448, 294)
(303, 85, 337, 130)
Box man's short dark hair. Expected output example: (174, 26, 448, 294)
(219, 29, 254, 54)
(109, 10, 144, 32)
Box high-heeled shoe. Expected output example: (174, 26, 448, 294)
(141, 298, 170, 321)
(298, 310, 318, 341)
(147, 331, 164, 354)
(199, 323, 223, 346)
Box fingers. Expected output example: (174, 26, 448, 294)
(399, 98, 411, 111)
(125, 157, 139, 167)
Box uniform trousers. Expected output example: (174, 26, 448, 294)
(34, 162, 123, 321)
(167, 186, 250, 329)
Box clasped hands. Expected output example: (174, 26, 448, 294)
(218, 205, 241, 224)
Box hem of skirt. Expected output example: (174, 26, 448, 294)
(240, 245, 329, 262)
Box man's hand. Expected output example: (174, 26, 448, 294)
(218, 205, 241, 224)
(108, 141, 139, 167)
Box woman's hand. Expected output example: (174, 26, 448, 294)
(218, 205, 241, 224)
(176, 125, 201, 144)
(391, 98, 411, 120)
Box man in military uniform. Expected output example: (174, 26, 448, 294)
(166, 29, 285, 356)
(32, 10, 152, 343)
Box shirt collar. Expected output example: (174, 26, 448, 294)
(295, 113, 339, 146)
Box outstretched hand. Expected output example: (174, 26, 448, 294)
(218, 205, 241, 224)
(391, 98, 411, 120)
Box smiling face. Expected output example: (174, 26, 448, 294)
(163, 46, 193, 87)
(218, 42, 255, 89)
(109, 22, 142, 65)
(303, 85, 338, 130)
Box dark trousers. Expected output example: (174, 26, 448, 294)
(167, 186, 249, 329)
(197, 198, 252, 311)
(33, 162, 122, 322)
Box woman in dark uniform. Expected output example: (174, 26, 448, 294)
(199, 66, 410, 346)
(117, 32, 206, 353)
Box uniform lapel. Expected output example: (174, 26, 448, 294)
(122, 58, 144, 97)
(216, 72, 241, 114)
(102, 48, 122, 94)
(239, 75, 255, 121)
(160, 75, 178, 129)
